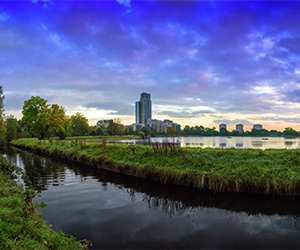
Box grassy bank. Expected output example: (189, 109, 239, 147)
(0, 154, 86, 250)
(11, 138, 300, 195)
(65, 135, 141, 141)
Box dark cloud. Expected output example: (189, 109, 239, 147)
(85, 101, 133, 116)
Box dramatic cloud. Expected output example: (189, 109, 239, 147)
(1, 1, 300, 129)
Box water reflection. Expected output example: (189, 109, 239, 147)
(5, 148, 300, 249)
(114, 136, 300, 149)
(285, 141, 295, 146)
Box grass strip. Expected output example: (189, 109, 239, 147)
(11, 138, 300, 195)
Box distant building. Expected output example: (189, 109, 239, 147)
(162, 119, 173, 126)
(219, 123, 227, 133)
(253, 124, 263, 131)
(236, 124, 244, 134)
(133, 123, 145, 132)
(97, 119, 113, 128)
(133, 93, 181, 134)
(135, 101, 140, 124)
(147, 119, 181, 134)
(135, 93, 152, 126)
(161, 120, 181, 134)
(174, 123, 181, 133)
(161, 120, 173, 134)
(150, 119, 163, 133)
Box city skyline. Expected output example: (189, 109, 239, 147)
(2, 1, 300, 130)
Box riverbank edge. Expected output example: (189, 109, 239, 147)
(0, 155, 87, 250)
(11, 139, 300, 196)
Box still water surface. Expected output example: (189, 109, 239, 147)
(5, 148, 300, 249)
(115, 136, 300, 149)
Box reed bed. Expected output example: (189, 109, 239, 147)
(11, 138, 300, 196)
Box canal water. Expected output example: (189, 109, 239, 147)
(5, 148, 300, 249)
(114, 136, 300, 149)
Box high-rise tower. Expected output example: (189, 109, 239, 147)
(135, 93, 152, 125)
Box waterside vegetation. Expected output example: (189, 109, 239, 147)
(12, 138, 300, 196)
(0, 155, 86, 250)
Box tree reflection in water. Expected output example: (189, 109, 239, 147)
(5, 147, 300, 219)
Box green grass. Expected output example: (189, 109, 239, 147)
(64, 135, 142, 141)
(0, 154, 86, 250)
(11, 138, 300, 195)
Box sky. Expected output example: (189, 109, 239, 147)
(1, 0, 300, 130)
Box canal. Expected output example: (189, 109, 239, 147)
(4, 147, 300, 249)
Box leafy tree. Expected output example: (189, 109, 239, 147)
(21, 96, 50, 139)
(5, 116, 18, 142)
(283, 127, 298, 138)
(165, 126, 176, 135)
(109, 118, 125, 135)
(69, 113, 89, 136)
(48, 104, 68, 139)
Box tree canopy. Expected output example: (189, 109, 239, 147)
(21, 97, 69, 139)
(5, 116, 18, 142)
(69, 113, 89, 136)
(21, 96, 50, 139)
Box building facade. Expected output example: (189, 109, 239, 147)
(253, 124, 263, 131)
(135, 92, 152, 125)
(135, 101, 140, 124)
(147, 119, 181, 134)
(97, 119, 113, 128)
(219, 123, 227, 133)
(150, 119, 163, 133)
(236, 124, 244, 134)
(134, 93, 181, 134)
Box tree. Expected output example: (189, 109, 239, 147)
(5, 116, 18, 142)
(21, 96, 50, 139)
(48, 104, 68, 139)
(69, 113, 89, 136)
(283, 127, 298, 138)
(109, 118, 125, 135)
(0, 86, 5, 142)
(166, 126, 176, 135)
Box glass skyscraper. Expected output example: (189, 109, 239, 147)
(135, 93, 152, 125)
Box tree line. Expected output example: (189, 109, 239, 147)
(2, 85, 300, 142)
(0, 90, 130, 142)
(19, 96, 130, 140)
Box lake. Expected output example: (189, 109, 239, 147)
(4, 148, 300, 249)
(114, 136, 300, 149)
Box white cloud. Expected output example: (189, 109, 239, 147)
(186, 49, 198, 59)
(115, 0, 131, 8)
(48, 33, 72, 50)
(245, 33, 275, 60)
(252, 85, 277, 95)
